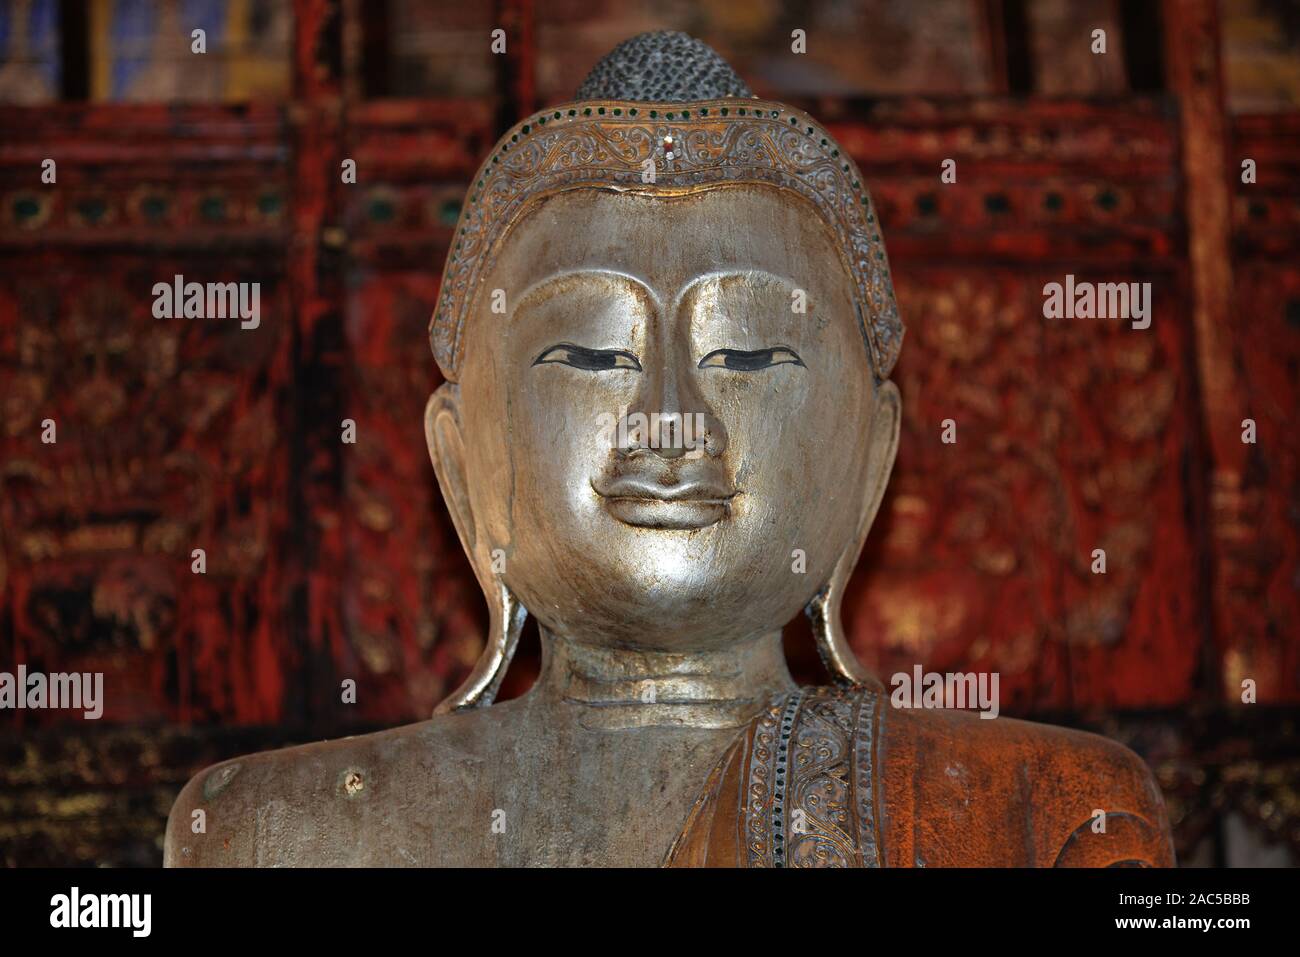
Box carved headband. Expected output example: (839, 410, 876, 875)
(428, 40, 904, 382)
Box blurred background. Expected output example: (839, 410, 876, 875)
(0, 0, 1297, 867)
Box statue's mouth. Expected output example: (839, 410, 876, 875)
(591, 475, 737, 530)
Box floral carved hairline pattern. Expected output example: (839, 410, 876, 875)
(429, 99, 904, 382)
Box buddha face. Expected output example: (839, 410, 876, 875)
(433, 185, 898, 652)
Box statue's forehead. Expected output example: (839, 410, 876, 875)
(484, 186, 853, 305)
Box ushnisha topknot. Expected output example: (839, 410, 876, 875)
(429, 32, 904, 382)
(575, 30, 753, 101)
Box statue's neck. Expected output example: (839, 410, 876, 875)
(533, 628, 795, 730)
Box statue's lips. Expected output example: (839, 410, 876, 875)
(592, 475, 737, 530)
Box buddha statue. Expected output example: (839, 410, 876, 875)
(165, 32, 1174, 867)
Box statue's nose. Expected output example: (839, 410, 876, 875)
(620, 353, 727, 459)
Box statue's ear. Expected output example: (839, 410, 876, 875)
(424, 383, 527, 713)
(425, 383, 477, 557)
(805, 379, 900, 690)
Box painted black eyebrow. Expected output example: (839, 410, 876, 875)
(532, 342, 643, 371)
(698, 347, 805, 371)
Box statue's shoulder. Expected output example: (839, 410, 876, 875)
(878, 702, 1175, 866)
(164, 710, 497, 867)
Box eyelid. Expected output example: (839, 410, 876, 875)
(698, 346, 804, 370)
(533, 342, 642, 371)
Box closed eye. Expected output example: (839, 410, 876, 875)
(698, 346, 804, 371)
(533, 343, 642, 371)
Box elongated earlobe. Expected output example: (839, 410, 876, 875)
(435, 581, 527, 713)
(807, 585, 882, 691)
(424, 383, 528, 712)
(805, 379, 900, 690)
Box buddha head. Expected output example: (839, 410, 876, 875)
(424, 32, 904, 710)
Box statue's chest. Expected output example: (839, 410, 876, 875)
(477, 724, 738, 866)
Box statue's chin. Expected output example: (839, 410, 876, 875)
(503, 506, 829, 645)
(511, 559, 804, 651)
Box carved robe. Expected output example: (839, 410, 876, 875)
(666, 686, 1175, 867)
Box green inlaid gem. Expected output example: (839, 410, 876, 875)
(142, 195, 168, 220)
(199, 195, 225, 222)
(78, 197, 108, 222)
(13, 196, 40, 221)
